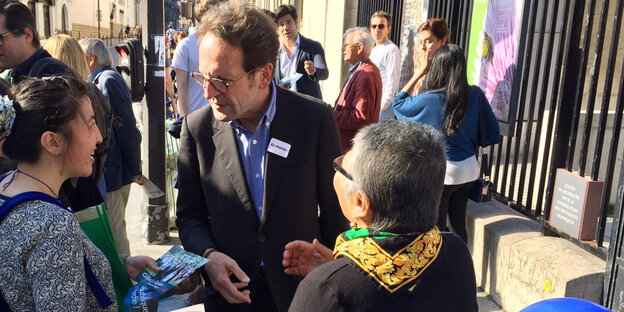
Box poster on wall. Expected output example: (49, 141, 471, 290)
(398, 0, 429, 87)
(466, 0, 527, 136)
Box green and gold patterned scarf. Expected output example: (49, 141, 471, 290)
(333, 226, 443, 293)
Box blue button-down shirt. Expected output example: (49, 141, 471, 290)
(230, 83, 277, 220)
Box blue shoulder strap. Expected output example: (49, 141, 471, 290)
(0, 191, 67, 221)
(0, 191, 113, 310)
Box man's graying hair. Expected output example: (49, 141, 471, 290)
(79, 38, 113, 67)
(344, 27, 375, 56)
(345, 121, 447, 233)
(196, 1, 279, 72)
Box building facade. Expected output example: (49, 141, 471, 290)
(16, 0, 138, 41)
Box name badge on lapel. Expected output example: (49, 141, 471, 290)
(267, 138, 291, 158)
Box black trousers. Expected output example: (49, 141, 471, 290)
(437, 181, 476, 243)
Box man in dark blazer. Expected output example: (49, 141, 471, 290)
(273, 4, 328, 100)
(175, 3, 346, 312)
(334, 27, 382, 153)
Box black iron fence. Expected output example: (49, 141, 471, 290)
(428, 0, 624, 260)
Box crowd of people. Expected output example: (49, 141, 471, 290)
(0, 0, 500, 311)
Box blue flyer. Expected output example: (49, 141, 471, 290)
(134, 245, 208, 294)
(279, 72, 303, 86)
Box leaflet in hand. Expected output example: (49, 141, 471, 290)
(139, 178, 165, 199)
(134, 245, 208, 294)
(279, 72, 303, 86)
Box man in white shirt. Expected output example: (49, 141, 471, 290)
(171, 0, 225, 116)
(369, 11, 401, 121)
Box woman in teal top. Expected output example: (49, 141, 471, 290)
(393, 44, 500, 243)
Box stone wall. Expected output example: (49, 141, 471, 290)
(467, 200, 606, 311)
(71, 23, 104, 39)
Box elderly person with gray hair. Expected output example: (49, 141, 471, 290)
(333, 27, 382, 152)
(284, 121, 478, 311)
(79, 37, 143, 255)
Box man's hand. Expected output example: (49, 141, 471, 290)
(282, 239, 333, 276)
(304, 60, 316, 75)
(124, 255, 160, 280)
(170, 274, 197, 295)
(203, 251, 251, 304)
(132, 175, 146, 185)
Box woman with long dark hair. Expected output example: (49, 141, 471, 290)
(392, 44, 500, 243)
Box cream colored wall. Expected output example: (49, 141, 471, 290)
(65, 1, 136, 34)
(300, 0, 346, 104)
(67, 0, 98, 26)
(13, 1, 136, 39)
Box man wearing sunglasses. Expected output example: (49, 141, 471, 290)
(175, 2, 346, 311)
(370, 11, 401, 122)
(0, 1, 73, 83)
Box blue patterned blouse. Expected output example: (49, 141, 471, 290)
(0, 198, 117, 311)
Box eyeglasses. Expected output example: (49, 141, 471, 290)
(370, 24, 386, 30)
(333, 155, 353, 181)
(342, 42, 360, 49)
(0, 29, 18, 47)
(191, 67, 256, 94)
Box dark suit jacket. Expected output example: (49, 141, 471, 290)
(274, 35, 328, 100)
(334, 59, 382, 152)
(176, 87, 347, 312)
(9, 48, 75, 83)
(92, 66, 142, 192)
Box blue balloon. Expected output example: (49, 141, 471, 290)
(521, 298, 611, 312)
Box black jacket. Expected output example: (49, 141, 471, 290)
(274, 35, 328, 100)
(9, 48, 76, 83)
(176, 86, 347, 312)
(290, 231, 478, 312)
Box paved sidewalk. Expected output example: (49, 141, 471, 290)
(125, 184, 503, 311)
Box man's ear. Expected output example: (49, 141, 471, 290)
(22, 27, 34, 43)
(357, 43, 366, 57)
(40, 131, 63, 157)
(88, 54, 96, 67)
(258, 62, 274, 89)
(349, 189, 373, 226)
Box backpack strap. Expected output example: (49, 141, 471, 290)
(0, 192, 68, 221)
(0, 191, 113, 310)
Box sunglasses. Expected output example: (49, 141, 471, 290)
(370, 24, 386, 30)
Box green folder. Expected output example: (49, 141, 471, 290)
(74, 203, 133, 312)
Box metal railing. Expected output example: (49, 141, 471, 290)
(428, 0, 624, 259)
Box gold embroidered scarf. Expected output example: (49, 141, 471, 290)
(332, 227, 442, 293)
